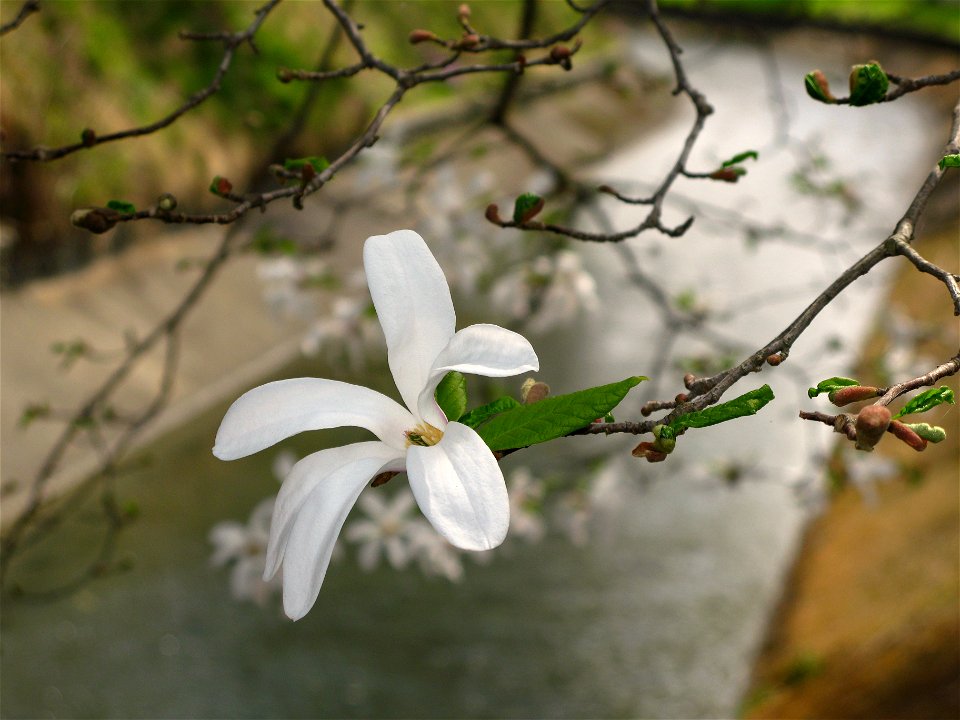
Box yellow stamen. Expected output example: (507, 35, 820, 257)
(405, 422, 444, 447)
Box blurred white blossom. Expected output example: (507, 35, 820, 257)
(344, 490, 419, 572)
(209, 498, 281, 607)
(492, 250, 599, 333)
(507, 467, 546, 543)
(407, 520, 465, 582)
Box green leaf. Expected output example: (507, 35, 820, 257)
(512, 193, 544, 224)
(458, 396, 522, 429)
(106, 199, 136, 214)
(435, 371, 467, 422)
(283, 156, 330, 173)
(721, 150, 758, 168)
(903, 422, 946, 443)
(475, 376, 646, 451)
(807, 377, 860, 399)
(939, 154, 960, 170)
(848, 62, 889, 106)
(250, 227, 298, 255)
(892, 386, 955, 419)
(668, 384, 775, 432)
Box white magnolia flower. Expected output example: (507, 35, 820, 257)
(214, 229, 539, 619)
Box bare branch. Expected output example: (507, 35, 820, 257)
(0, 0, 38, 36)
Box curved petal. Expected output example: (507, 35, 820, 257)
(213, 378, 413, 460)
(416, 324, 539, 424)
(264, 441, 404, 582)
(274, 443, 405, 620)
(363, 230, 456, 415)
(406, 422, 509, 551)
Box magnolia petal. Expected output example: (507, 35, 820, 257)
(417, 324, 539, 424)
(363, 230, 456, 416)
(213, 378, 413, 460)
(264, 442, 403, 582)
(277, 444, 404, 620)
(406, 422, 509, 551)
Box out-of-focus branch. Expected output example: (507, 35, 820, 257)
(1, 0, 282, 161)
(0, 0, 39, 36)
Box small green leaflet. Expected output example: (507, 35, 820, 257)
(848, 62, 889, 106)
(475, 376, 646, 451)
(892, 386, 955, 419)
(106, 200, 136, 214)
(435, 371, 467, 422)
(512, 193, 544, 224)
(720, 150, 758, 168)
(807, 377, 859, 399)
(458, 396, 522, 429)
(804, 70, 834, 103)
(668, 384, 775, 432)
(284, 156, 330, 173)
(939, 154, 960, 170)
(903, 422, 946, 443)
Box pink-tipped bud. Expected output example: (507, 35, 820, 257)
(854, 404, 891, 452)
(888, 420, 928, 452)
(408, 29, 437, 44)
(485, 203, 502, 224)
(828, 385, 879, 407)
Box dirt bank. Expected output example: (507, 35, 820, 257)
(744, 218, 959, 719)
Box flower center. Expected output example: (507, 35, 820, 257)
(405, 422, 443, 447)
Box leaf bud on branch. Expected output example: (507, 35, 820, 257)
(854, 404, 891, 451)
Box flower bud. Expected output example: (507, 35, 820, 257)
(157, 193, 178, 211)
(828, 385, 879, 407)
(766, 353, 785, 366)
(651, 425, 676, 454)
(458, 3, 470, 19)
(888, 420, 927, 452)
(521, 378, 550, 404)
(854, 404, 891, 451)
(632, 442, 668, 463)
(674, 393, 688, 404)
(804, 69, 835, 103)
(408, 29, 437, 44)
(484, 203, 503, 224)
(276, 68, 294, 83)
(71, 207, 120, 234)
(708, 168, 743, 183)
(683, 373, 696, 388)
(81, 128, 97, 147)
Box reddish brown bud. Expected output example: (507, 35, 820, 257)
(683, 373, 697, 389)
(370, 471, 396, 487)
(71, 207, 121, 234)
(632, 442, 668, 463)
(674, 393, 688, 404)
(515, 54, 527, 70)
(300, 163, 316, 184)
(521, 379, 550, 404)
(277, 68, 294, 83)
(597, 184, 616, 195)
(550, 45, 571, 61)
(81, 128, 97, 147)
(408, 29, 437, 44)
(854, 404, 891, 451)
(708, 168, 742, 183)
(888, 420, 928, 452)
(485, 203, 503, 224)
(458, 33, 480, 49)
(766, 353, 784, 366)
(828, 385, 879, 407)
